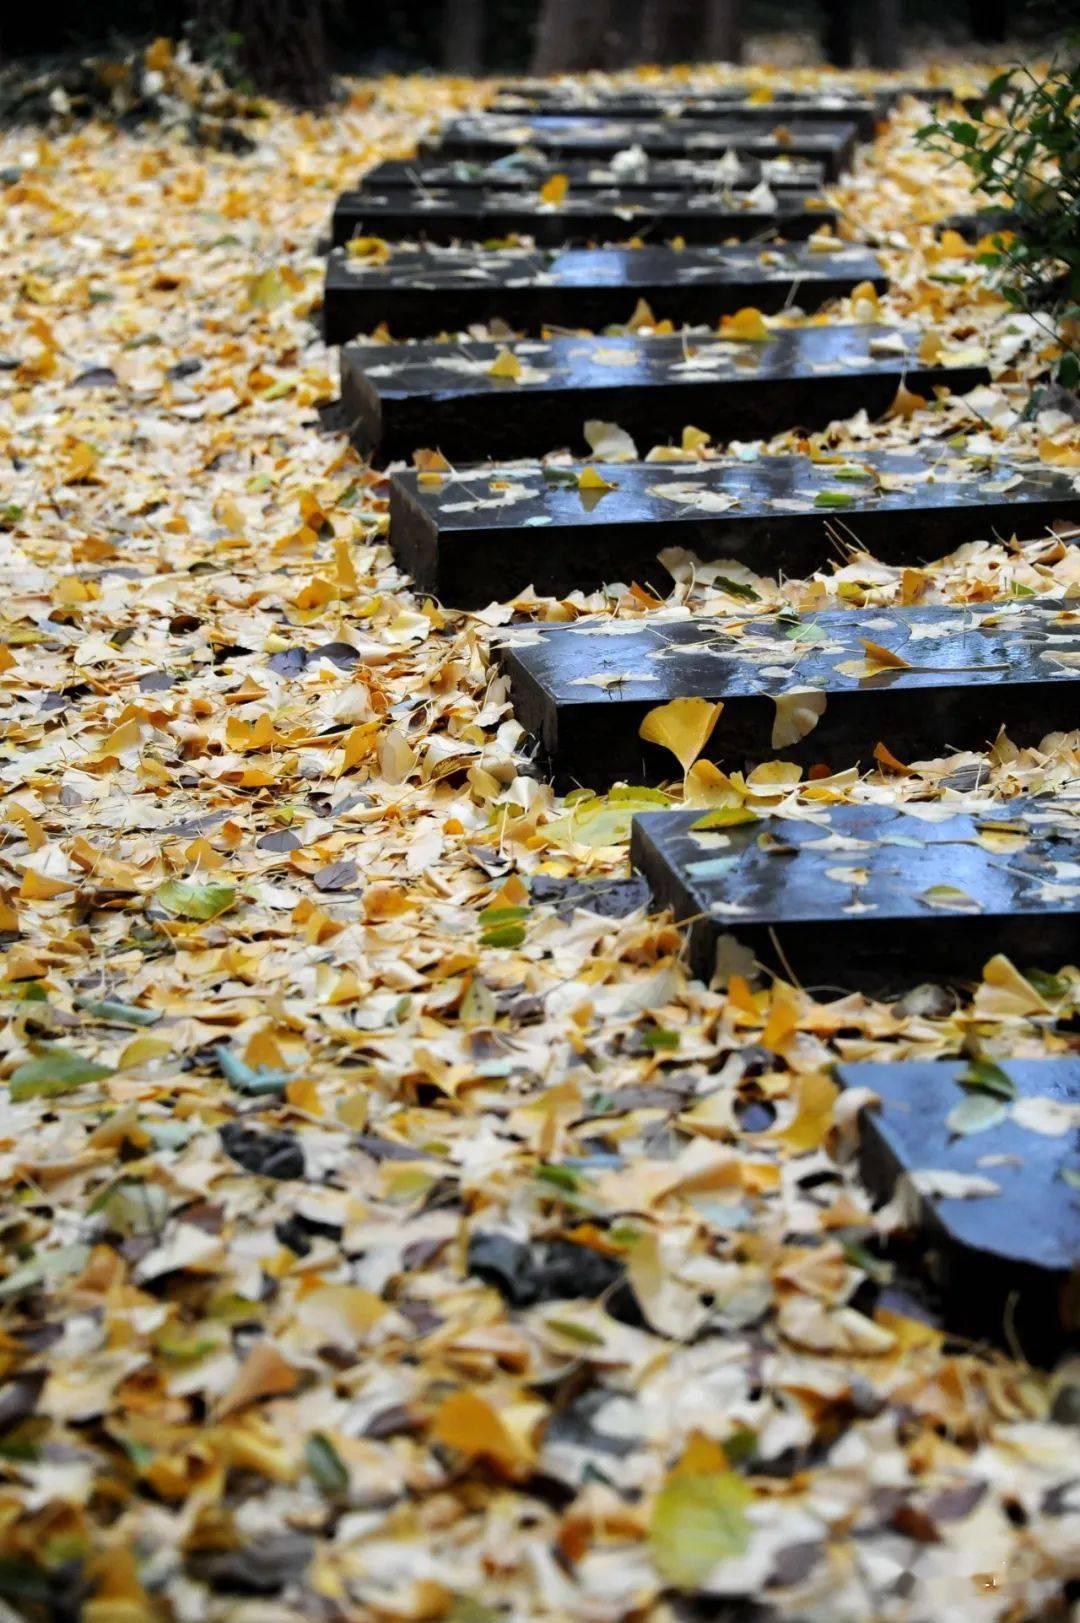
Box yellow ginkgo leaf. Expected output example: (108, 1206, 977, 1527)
(722, 307, 770, 342)
(487, 347, 523, 382)
(771, 689, 827, 749)
(859, 639, 911, 669)
(681, 424, 711, 451)
(345, 235, 391, 263)
(639, 698, 724, 772)
(850, 277, 880, 314)
(885, 380, 927, 420)
(577, 465, 617, 491)
(539, 172, 569, 205)
(431, 1389, 538, 1474)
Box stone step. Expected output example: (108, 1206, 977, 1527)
(629, 794, 1080, 989)
(364, 155, 828, 192)
(429, 116, 860, 179)
(331, 185, 834, 248)
(384, 446, 1072, 607)
(498, 602, 1080, 787)
(343, 326, 979, 463)
(834, 1056, 1079, 1361)
(488, 91, 881, 138)
(323, 241, 885, 344)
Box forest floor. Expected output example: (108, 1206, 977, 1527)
(0, 41, 1078, 1623)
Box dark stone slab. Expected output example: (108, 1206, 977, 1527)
(629, 795, 1080, 990)
(489, 90, 881, 139)
(364, 155, 827, 193)
(384, 445, 1071, 606)
(499, 602, 1080, 788)
(429, 116, 860, 179)
(834, 1057, 1079, 1359)
(345, 325, 978, 464)
(325, 241, 881, 344)
(331, 185, 834, 248)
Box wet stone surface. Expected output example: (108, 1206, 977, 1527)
(834, 1057, 1080, 1359)
(324, 240, 884, 343)
(489, 88, 881, 137)
(331, 184, 833, 248)
(629, 796, 1080, 991)
(363, 154, 828, 192)
(342, 323, 947, 463)
(428, 115, 861, 178)
(386, 446, 1071, 605)
(498, 602, 1080, 787)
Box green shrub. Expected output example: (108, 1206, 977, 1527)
(919, 38, 1080, 389)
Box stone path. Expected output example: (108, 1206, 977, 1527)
(323, 241, 884, 342)
(341, 330, 988, 461)
(386, 450, 1073, 600)
(324, 75, 1080, 1349)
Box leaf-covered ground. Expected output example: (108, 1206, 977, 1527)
(0, 45, 1078, 1623)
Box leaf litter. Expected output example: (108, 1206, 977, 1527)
(0, 44, 1077, 1623)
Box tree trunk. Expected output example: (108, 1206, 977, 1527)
(822, 0, 854, 67)
(641, 0, 704, 63)
(442, 0, 485, 72)
(532, 0, 636, 71)
(969, 0, 1008, 42)
(193, 0, 330, 105)
(705, 0, 743, 62)
(867, 0, 902, 68)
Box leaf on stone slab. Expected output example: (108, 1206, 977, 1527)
(946, 1092, 1009, 1137)
(539, 172, 569, 204)
(859, 639, 912, 670)
(639, 697, 724, 772)
(721, 306, 770, 341)
(487, 347, 523, 382)
(919, 884, 983, 914)
(907, 1169, 1001, 1200)
(771, 689, 827, 749)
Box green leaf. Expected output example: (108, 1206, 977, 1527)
(213, 1045, 289, 1096)
(74, 996, 161, 1027)
(814, 489, 857, 508)
(713, 576, 759, 601)
(649, 1469, 753, 1588)
(947, 1092, 1009, 1137)
(545, 785, 670, 849)
(690, 806, 760, 830)
(641, 1026, 680, 1051)
(9, 1045, 112, 1101)
(479, 904, 529, 949)
(543, 1317, 606, 1345)
(155, 878, 236, 920)
(958, 1058, 1017, 1100)
(306, 1432, 349, 1496)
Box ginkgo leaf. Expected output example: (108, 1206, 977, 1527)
(946, 1092, 1008, 1137)
(722, 306, 770, 341)
(539, 172, 569, 204)
(919, 884, 983, 914)
(584, 419, 639, 461)
(487, 347, 522, 381)
(771, 689, 827, 749)
(639, 698, 724, 772)
(649, 1467, 753, 1587)
(859, 639, 912, 669)
(577, 466, 618, 491)
(155, 879, 236, 920)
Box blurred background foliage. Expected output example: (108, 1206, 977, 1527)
(0, 0, 1053, 77)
